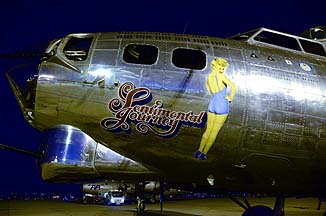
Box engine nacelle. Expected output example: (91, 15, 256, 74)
(38, 125, 156, 182)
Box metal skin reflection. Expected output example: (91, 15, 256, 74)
(39, 125, 155, 182)
(6, 28, 326, 198)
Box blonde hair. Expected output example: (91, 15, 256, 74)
(212, 58, 228, 68)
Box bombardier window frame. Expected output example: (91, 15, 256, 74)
(63, 36, 94, 61)
(171, 48, 206, 70)
(122, 43, 159, 65)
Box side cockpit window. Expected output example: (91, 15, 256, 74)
(254, 31, 301, 51)
(63, 37, 93, 61)
(123, 44, 158, 65)
(172, 48, 206, 70)
(299, 39, 326, 56)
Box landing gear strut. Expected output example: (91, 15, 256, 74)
(135, 181, 165, 216)
(135, 182, 146, 216)
(228, 193, 285, 216)
(136, 196, 145, 216)
(159, 181, 164, 214)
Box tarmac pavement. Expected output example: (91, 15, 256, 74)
(0, 197, 325, 216)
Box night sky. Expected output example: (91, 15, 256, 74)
(0, 0, 324, 195)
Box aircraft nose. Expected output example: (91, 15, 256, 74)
(6, 63, 38, 123)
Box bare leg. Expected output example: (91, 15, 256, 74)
(198, 112, 215, 152)
(202, 114, 228, 154)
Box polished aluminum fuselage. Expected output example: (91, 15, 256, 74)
(17, 31, 326, 193)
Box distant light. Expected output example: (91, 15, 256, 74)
(207, 174, 215, 186)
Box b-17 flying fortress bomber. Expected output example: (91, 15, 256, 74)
(4, 26, 326, 215)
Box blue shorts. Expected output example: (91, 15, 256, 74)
(208, 91, 229, 115)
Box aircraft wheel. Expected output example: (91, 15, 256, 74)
(242, 205, 274, 216)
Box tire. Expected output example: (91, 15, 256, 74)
(242, 205, 274, 216)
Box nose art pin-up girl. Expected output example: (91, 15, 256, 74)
(194, 58, 236, 160)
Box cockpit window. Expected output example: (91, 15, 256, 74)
(172, 48, 206, 70)
(299, 39, 326, 56)
(254, 31, 301, 51)
(123, 44, 158, 65)
(63, 37, 93, 61)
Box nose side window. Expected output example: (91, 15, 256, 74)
(123, 44, 158, 65)
(63, 37, 93, 61)
(172, 48, 206, 70)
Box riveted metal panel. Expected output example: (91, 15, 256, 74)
(166, 42, 188, 52)
(304, 99, 324, 117)
(98, 33, 119, 40)
(227, 103, 246, 126)
(95, 40, 120, 50)
(284, 96, 303, 114)
(266, 110, 286, 132)
(242, 129, 264, 150)
(218, 125, 242, 149)
(262, 132, 282, 146)
(189, 43, 213, 57)
(281, 134, 302, 149)
(116, 67, 141, 84)
(246, 106, 268, 129)
(92, 50, 119, 65)
(228, 48, 244, 61)
(300, 136, 317, 152)
(320, 119, 326, 138)
(318, 139, 326, 155)
(303, 116, 322, 137)
(213, 46, 230, 59)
